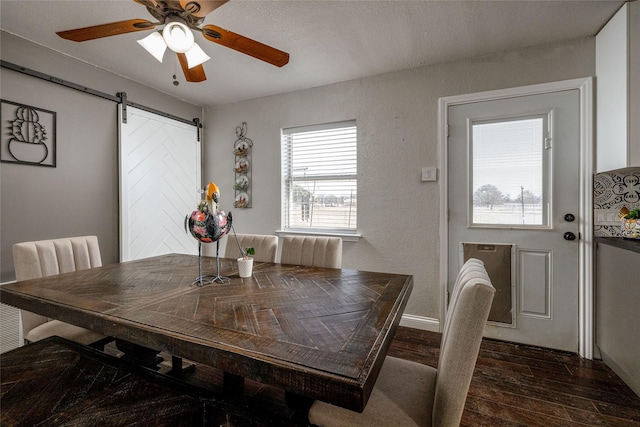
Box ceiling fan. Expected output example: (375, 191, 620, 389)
(56, 0, 289, 83)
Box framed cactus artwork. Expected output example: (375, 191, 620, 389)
(1, 99, 56, 167)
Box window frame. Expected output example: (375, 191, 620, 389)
(280, 120, 359, 238)
(468, 113, 552, 230)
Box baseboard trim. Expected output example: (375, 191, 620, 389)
(400, 314, 440, 333)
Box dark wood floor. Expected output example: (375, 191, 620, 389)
(390, 327, 640, 427)
(105, 326, 640, 426)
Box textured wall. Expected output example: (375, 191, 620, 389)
(0, 31, 596, 320)
(204, 37, 596, 321)
(0, 32, 202, 282)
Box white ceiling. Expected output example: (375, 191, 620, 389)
(0, 0, 624, 107)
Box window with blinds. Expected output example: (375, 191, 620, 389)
(282, 121, 357, 233)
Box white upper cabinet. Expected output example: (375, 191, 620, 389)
(596, 1, 640, 171)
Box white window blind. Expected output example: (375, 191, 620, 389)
(282, 121, 357, 233)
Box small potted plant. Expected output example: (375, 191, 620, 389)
(619, 206, 640, 239)
(237, 247, 255, 278)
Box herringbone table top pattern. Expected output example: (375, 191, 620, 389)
(0, 253, 413, 411)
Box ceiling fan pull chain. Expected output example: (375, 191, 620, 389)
(172, 55, 180, 86)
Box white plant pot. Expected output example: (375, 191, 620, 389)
(237, 257, 254, 278)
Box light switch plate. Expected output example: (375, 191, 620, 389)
(422, 167, 437, 182)
(594, 209, 622, 226)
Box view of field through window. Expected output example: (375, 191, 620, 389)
(471, 117, 546, 226)
(282, 122, 357, 232)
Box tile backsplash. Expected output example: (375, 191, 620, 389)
(594, 167, 640, 237)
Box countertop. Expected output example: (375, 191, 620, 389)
(595, 237, 640, 254)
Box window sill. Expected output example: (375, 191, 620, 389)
(275, 230, 362, 242)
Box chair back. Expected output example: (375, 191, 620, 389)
(224, 233, 278, 263)
(441, 258, 486, 346)
(12, 236, 102, 335)
(432, 262, 495, 427)
(280, 236, 342, 268)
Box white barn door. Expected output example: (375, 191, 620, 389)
(119, 105, 201, 261)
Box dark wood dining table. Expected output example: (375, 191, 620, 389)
(0, 253, 413, 413)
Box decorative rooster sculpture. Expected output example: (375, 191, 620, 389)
(186, 181, 231, 243)
(185, 181, 232, 284)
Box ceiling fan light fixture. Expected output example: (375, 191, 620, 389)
(185, 43, 211, 68)
(137, 31, 167, 62)
(163, 20, 194, 53)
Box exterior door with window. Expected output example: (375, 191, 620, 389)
(447, 89, 580, 352)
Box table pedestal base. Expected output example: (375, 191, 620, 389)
(115, 340, 197, 376)
(223, 371, 244, 399)
(116, 339, 163, 370)
(170, 355, 196, 377)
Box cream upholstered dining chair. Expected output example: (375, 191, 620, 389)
(12, 235, 109, 347)
(308, 258, 495, 427)
(224, 233, 278, 263)
(279, 236, 342, 268)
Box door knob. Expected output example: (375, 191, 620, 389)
(563, 232, 576, 241)
(564, 213, 575, 222)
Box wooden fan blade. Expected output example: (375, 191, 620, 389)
(177, 53, 207, 82)
(180, 0, 229, 18)
(201, 24, 289, 67)
(56, 19, 155, 42)
(134, 0, 159, 7)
